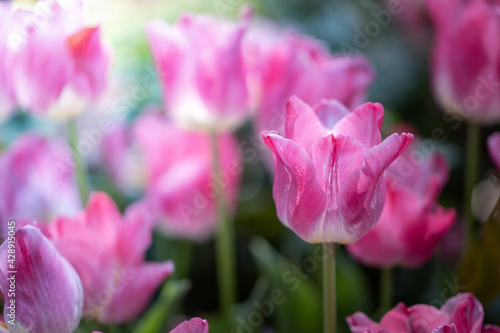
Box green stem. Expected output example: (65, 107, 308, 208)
(67, 120, 89, 206)
(323, 243, 336, 333)
(380, 268, 392, 315)
(210, 132, 237, 332)
(172, 240, 193, 280)
(464, 122, 480, 248)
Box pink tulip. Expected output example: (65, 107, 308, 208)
(0, 225, 83, 332)
(101, 122, 146, 195)
(0, 2, 15, 121)
(488, 132, 500, 171)
(347, 293, 499, 333)
(262, 97, 413, 243)
(171, 318, 209, 333)
(0, 133, 81, 236)
(346, 139, 456, 268)
(101, 109, 242, 241)
(427, 0, 500, 124)
(133, 111, 241, 241)
(7, 0, 110, 116)
(42, 192, 174, 323)
(247, 24, 374, 167)
(146, 14, 250, 133)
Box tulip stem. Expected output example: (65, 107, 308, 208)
(210, 132, 237, 332)
(67, 119, 89, 206)
(323, 243, 336, 333)
(380, 267, 392, 315)
(464, 122, 480, 248)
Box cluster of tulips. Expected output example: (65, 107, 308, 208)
(0, 0, 499, 332)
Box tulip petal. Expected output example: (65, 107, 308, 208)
(379, 303, 411, 332)
(337, 133, 412, 243)
(284, 96, 329, 152)
(97, 261, 174, 324)
(66, 25, 110, 100)
(441, 293, 484, 333)
(313, 99, 351, 131)
(346, 312, 379, 333)
(0, 226, 83, 333)
(433, 324, 458, 333)
(145, 19, 187, 107)
(171, 318, 209, 333)
(408, 304, 449, 332)
(263, 131, 325, 241)
(333, 102, 384, 148)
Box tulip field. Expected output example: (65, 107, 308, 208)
(0, 0, 500, 332)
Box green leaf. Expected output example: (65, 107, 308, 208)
(249, 237, 322, 333)
(458, 205, 500, 305)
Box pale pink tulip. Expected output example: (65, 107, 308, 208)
(488, 132, 500, 171)
(262, 97, 413, 243)
(7, 0, 110, 116)
(146, 14, 250, 132)
(0, 2, 15, 121)
(347, 293, 499, 333)
(133, 111, 241, 241)
(0, 225, 83, 332)
(346, 140, 456, 268)
(427, 0, 500, 124)
(246, 24, 374, 167)
(42, 192, 174, 324)
(171, 318, 209, 333)
(0, 133, 80, 237)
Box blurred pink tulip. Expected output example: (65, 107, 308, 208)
(134, 111, 241, 241)
(246, 24, 374, 167)
(43, 192, 174, 324)
(262, 97, 413, 243)
(427, 0, 500, 124)
(347, 293, 499, 333)
(171, 318, 209, 333)
(0, 133, 81, 236)
(0, 2, 15, 121)
(6, 0, 110, 116)
(0, 226, 83, 332)
(346, 140, 456, 268)
(101, 122, 146, 195)
(146, 14, 250, 133)
(488, 132, 500, 171)
(384, 0, 429, 46)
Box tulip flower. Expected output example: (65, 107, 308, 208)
(246, 24, 374, 167)
(346, 140, 456, 268)
(0, 225, 83, 332)
(0, 133, 81, 236)
(42, 192, 174, 323)
(488, 132, 500, 171)
(101, 110, 241, 241)
(6, 0, 110, 117)
(171, 318, 209, 333)
(347, 293, 500, 333)
(133, 112, 241, 241)
(262, 96, 413, 244)
(146, 14, 250, 133)
(0, 2, 15, 121)
(427, 0, 500, 124)
(101, 122, 146, 195)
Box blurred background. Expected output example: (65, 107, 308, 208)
(2, 0, 500, 332)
